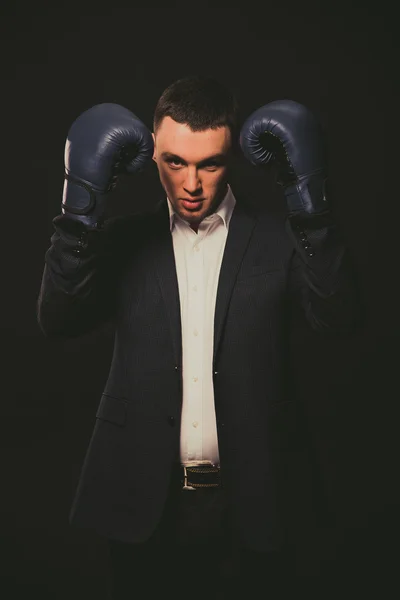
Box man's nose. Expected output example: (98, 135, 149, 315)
(183, 167, 202, 195)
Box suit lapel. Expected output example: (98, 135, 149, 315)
(149, 196, 257, 371)
(213, 199, 257, 366)
(151, 199, 182, 370)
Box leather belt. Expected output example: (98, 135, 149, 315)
(174, 463, 222, 491)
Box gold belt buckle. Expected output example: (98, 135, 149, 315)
(182, 466, 196, 491)
(181, 461, 219, 491)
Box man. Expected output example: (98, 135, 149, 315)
(37, 76, 358, 598)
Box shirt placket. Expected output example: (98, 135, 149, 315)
(185, 230, 205, 461)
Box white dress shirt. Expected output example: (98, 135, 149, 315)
(167, 186, 236, 466)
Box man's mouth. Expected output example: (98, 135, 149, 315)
(181, 198, 204, 210)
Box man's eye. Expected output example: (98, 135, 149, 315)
(202, 162, 222, 170)
(167, 159, 183, 168)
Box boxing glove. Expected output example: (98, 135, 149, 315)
(239, 100, 328, 216)
(62, 103, 154, 227)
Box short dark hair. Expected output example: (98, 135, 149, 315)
(153, 75, 239, 143)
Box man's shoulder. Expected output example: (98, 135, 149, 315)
(103, 198, 167, 238)
(233, 192, 287, 232)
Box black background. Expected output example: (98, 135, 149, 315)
(1, 0, 398, 597)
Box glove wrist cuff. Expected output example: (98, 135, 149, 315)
(283, 173, 328, 215)
(61, 175, 108, 227)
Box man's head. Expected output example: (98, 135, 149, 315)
(152, 75, 239, 230)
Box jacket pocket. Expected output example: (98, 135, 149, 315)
(95, 394, 127, 427)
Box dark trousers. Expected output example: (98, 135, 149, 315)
(107, 478, 294, 600)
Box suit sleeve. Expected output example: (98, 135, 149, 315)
(286, 210, 361, 334)
(37, 213, 133, 338)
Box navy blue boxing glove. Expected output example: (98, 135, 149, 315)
(239, 100, 328, 216)
(62, 103, 154, 227)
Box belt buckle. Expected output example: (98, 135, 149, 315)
(182, 466, 196, 491)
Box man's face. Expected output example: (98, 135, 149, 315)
(152, 116, 232, 230)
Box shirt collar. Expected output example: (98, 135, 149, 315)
(167, 185, 236, 232)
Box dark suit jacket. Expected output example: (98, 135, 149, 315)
(37, 191, 358, 551)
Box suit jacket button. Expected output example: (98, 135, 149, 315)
(168, 416, 175, 427)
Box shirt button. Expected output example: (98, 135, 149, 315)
(194, 245, 200, 252)
(192, 285, 198, 292)
(193, 329, 198, 336)
(192, 421, 198, 428)
(193, 376, 198, 382)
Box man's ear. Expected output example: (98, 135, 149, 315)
(152, 132, 157, 162)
